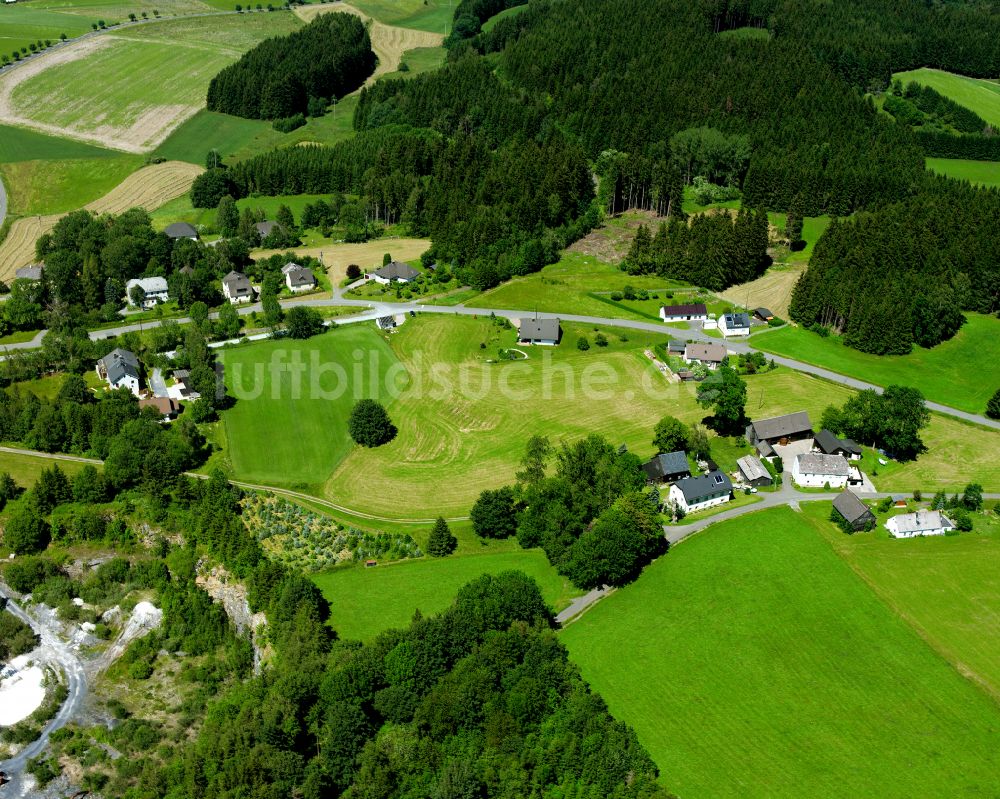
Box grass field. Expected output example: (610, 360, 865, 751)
(1, 13, 302, 152)
(0, 123, 120, 162)
(805, 502, 1000, 700)
(894, 67, 1000, 129)
(752, 313, 1000, 414)
(313, 548, 581, 641)
(0, 159, 201, 280)
(216, 326, 401, 487)
(0, 451, 94, 490)
(481, 4, 528, 32)
(560, 506, 1000, 798)
(926, 157, 1000, 188)
(0, 155, 143, 215)
(341, 0, 454, 32)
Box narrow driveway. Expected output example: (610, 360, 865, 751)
(0, 588, 87, 797)
(149, 367, 168, 398)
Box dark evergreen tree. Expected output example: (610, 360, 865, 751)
(427, 516, 458, 557)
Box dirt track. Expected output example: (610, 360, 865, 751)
(0, 161, 203, 281)
(294, 2, 444, 85)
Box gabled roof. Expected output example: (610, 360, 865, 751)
(139, 396, 179, 416)
(667, 340, 686, 353)
(99, 348, 140, 384)
(126, 276, 168, 295)
(222, 270, 252, 295)
(723, 312, 751, 328)
(748, 411, 812, 442)
(754, 307, 774, 318)
(661, 303, 707, 317)
(15, 264, 43, 281)
(888, 510, 954, 534)
(281, 262, 300, 274)
(832, 490, 872, 524)
(285, 266, 316, 287)
(814, 428, 861, 456)
(737, 455, 770, 482)
(675, 470, 732, 503)
(373, 261, 420, 281)
(685, 342, 728, 363)
(377, 315, 396, 329)
(518, 317, 561, 341)
(164, 222, 198, 239)
(755, 439, 776, 458)
(795, 452, 849, 477)
(643, 450, 690, 481)
(255, 221, 277, 237)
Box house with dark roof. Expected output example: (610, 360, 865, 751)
(832, 490, 875, 532)
(667, 340, 686, 355)
(369, 261, 420, 284)
(284, 265, 317, 293)
(660, 303, 707, 323)
(813, 429, 862, 460)
(517, 317, 561, 346)
(668, 470, 732, 514)
(169, 369, 200, 400)
(684, 342, 728, 369)
(376, 315, 397, 330)
(753, 307, 774, 322)
(164, 222, 199, 241)
(14, 264, 43, 282)
(642, 451, 691, 484)
(746, 411, 813, 450)
(96, 348, 141, 395)
(737, 455, 772, 487)
(719, 311, 751, 337)
(792, 452, 850, 488)
(255, 220, 277, 240)
(222, 271, 253, 304)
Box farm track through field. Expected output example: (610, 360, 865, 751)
(294, 2, 444, 85)
(0, 160, 202, 280)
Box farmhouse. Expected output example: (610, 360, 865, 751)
(283, 264, 317, 293)
(813, 428, 862, 460)
(684, 342, 728, 369)
(791, 452, 850, 488)
(369, 261, 420, 284)
(139, 396, 180, 420)
(96, 348, 141, 395)
(660, 303, 707, 323)
(832, 490, 875, 532)
(719, 311, 751, 337)
(518, 317, 561, 345)
(886, 510, 955, 539)
(164, 222, 199, 241)
(642, 451, 691, 484)
(14, 264, 43, 282)
(754, 307, 774, 322)
(669, 470, 733, 514)
(222, 271, 253, 304)
(125, 276, 169, 308)
(746, 411, 813, 456)
(737, 455, 772, 487)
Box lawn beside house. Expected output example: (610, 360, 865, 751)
(560, 505, 1000, 798)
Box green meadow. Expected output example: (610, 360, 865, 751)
(481, 4, 528, 32)
(0, 123, 119, 162)
(312, 547, 581, 641)
(894, 67, 1000, 127)
(0, 155, 143, 215)
(560, 505, 1000, 798)
(926, 156, 1000, 188)
(751, 313, 1000, 414)
(349, 0, 454, 32)
(806, 502, 1000, 699)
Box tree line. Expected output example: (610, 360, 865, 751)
(790, 175, 1000, 354)
(206, 13, 375, 120)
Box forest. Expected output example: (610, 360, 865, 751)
(205, 14, 375, 120)
(789, 175, 1000, 354)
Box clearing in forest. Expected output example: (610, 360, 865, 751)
(560, 505, 1000, 798)
(0, 160, 201, 280)
(894, 67, 1000, 128)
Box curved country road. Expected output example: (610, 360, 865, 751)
(0, 588, 87, 797)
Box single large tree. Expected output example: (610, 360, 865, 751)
(470, 486, 518, 539)
(348, 399, 396, 447)
(285, 306, 324, 339)
(216, 194, 239, 238)
(427, 517, 457, 557)
(652, 415, 689, 453)
(696, 365, 747, 435)
(4, 495, 51, 555)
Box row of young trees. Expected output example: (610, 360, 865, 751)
(622, 209, 770, 291)
(206, 13, 375, 119)
(790, 175, 1000, 353)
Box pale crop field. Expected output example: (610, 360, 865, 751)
(252, 237, 431, 285)
(0, 13, 301, 152)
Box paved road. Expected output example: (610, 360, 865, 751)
(0, 170, 7, 232)
(0, 587, 87, 797)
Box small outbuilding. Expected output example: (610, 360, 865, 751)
(642, 451, 691, 484)
(832, 490, 875, 532)
(813, 428, 862, 460)
(737, 455, 772, 487)
(753, 307, 774, 322)
(376, 315, 396, 331)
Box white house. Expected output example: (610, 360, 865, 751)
(886, 510, 955, 539)
(791, 452, 850, 488)
(369, 261, 419, 284)
(719, 311, 751, 337)
(283, 264, 317, 293)
(660, 303, 707, 323)
(668, 471, 732, 514)
(96, 348, 141, 395)
(222, 271, 253, 304)
(125, 276, 169, 308)
(684, 342, 728, 369)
